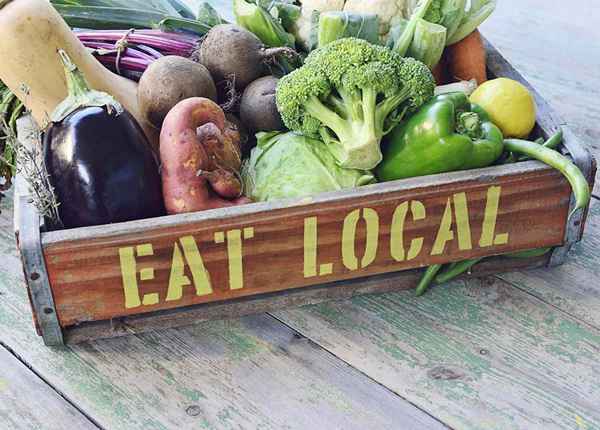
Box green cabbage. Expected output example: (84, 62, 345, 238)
(243, 131, 376, 202)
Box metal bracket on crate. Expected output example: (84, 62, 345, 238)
(17, 196, 64, 346)
(548, 125, 597, 267)
(483, 37, 597, 267)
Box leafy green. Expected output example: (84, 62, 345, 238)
(166, 0, 195, 18)
(242, 131, 376, 202)
(317, 11, 380, 47)
(392, 0, 434, 56)
(423, 0, 466, 43)
(447, 0, 496, 45)
(52, 4, 170, 29)
(234, 0, 296, 47)
(50, 0, 204, 30)
(407, 18, 446, 68)
(197, 1, 227, 25)
(157, 16, 213, 35)
(268, 2, 302, 32)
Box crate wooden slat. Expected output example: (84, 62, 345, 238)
(42, 161, 570, 328)
(15, 38, 596, 345)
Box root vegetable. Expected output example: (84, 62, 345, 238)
(432, 54, 450, 85)
(199, 24, 300, 90)
(225, 113, 250, 152)
(197, 169, 243, 199)
(160, 97, 250, 214)
(138, 56, 217, 128)
(240, 76, 284, 133)
(446, 29, 487, 84)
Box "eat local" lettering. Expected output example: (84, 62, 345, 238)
(118, 186, 508, 309)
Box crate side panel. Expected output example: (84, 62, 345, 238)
(43, 167, 571, 327)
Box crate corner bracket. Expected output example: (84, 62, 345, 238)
(17, 196, 64, 346)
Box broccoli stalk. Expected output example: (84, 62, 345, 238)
(276, 38, 435, 170)
(302, 94, 380, 168)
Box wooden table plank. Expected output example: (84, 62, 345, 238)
(0, 193, 446, 430)
(0, 346, 98, 430)
(481, 0, 600, 195)
(272, 276, 600, 430)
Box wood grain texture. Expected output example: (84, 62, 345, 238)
(63, 253, 550, 344)
(0, 346, 98, 430)
(481, 0, 600, 195)
(499, 198, 600, 328)
(273, 277, 600, 430)
(42, 162, 570, 327)
(0, 192, 446, 430)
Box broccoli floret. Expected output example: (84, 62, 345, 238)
(276, 37, 435, 170)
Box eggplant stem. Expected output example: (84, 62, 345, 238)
(52, 50, 123, 123)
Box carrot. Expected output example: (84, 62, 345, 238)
(432, 54, 450, 85)
(446, 29, 487, 85)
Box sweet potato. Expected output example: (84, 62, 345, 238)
(160, 97, 250, 214)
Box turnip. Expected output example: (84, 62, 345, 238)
(240, 76, 284, 133)
(199, 24, 300, 90)
(138, 56, 217, 129)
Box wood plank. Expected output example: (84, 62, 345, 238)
(0, 346, 98, 430)
(272, 276, 600, 429)
(40, 161, 571, 327)
(0, 192, 447, 430)
(498, 198, 600, 328)
(64, 253, 550, 343)
(481, 0, 600, 195)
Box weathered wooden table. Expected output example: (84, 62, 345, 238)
(1, 1, 599, 429)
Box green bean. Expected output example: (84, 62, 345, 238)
(415, 264, 443, 296)
(504, 138, 590, 218)
(435, 257, 484, 284)
(506, 247, 551, 259)
(518, 130, 563, 161)
(543, 131, 564, 150)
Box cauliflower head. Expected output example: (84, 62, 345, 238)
(293, 0, 345, 51)
(343, 0, 408, 40)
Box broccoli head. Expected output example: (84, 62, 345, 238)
(276, 37, 435, 170)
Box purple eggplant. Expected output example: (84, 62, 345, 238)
(43, 50, 164, 229)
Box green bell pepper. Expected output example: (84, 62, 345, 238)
(376, 92, 504, 181)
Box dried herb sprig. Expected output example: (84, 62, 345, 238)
(2, 119, 62, 226)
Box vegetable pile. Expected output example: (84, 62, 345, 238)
(0, 0, 591, 296)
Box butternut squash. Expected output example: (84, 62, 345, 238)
(0, 0, 158, 148)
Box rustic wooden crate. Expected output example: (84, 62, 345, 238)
(14, 39, 596, 346)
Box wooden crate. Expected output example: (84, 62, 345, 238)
(14, 39, 596, 346)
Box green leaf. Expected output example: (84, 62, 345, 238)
(52, 4, 169, 29)
(407, 18, 447, 68)
(317, 11, 380, 47)
(234, 0, 295, 48)
(447, 0, 496, 45)
(243, 132, 376, 202)
(197, 1, 227, 26)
